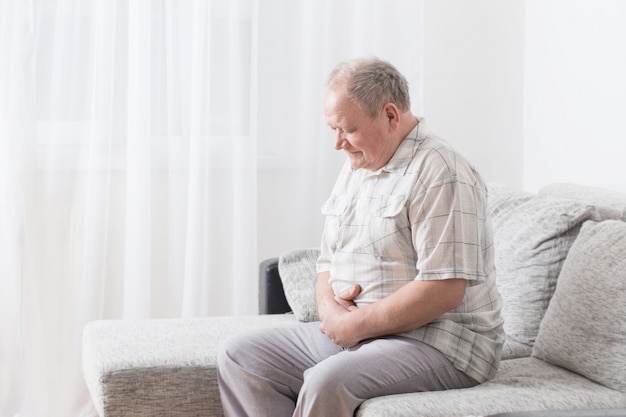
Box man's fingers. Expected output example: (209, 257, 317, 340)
(337, 284, 361, 300)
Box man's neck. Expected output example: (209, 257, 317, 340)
(395, 113, 419, 144)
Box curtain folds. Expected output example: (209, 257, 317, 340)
(0, 0, 423, 415)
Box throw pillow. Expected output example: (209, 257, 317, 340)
(487, 184, 622, 347)
(278, 248, 321, 322)
(532, 220, 626, 392)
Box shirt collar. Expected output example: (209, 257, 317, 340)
(377, 117, 425, 175)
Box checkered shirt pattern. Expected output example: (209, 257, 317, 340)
(317, 119, 504, 383)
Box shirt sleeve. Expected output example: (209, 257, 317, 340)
(410, 175, 489, 283)
(316, 224, 333, 274)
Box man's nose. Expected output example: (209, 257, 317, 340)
(334, 130, 347, 150)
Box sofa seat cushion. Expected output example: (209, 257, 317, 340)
(83, 316, 626, 417)
(356, 357, 626, 417)
(501, 335, 532, 360)
(82, 315, 298, 417)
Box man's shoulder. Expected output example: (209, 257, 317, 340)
(411, 136, 472, 176)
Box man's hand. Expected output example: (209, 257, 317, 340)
(317, 282, 360, 320)
(332, 284, 361, 311)
(319, 284, 362, 347)
(317, 278, 467, 349)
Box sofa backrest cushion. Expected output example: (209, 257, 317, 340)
(538, 183, 626, 217)
(278, 248, 320, 322)
(487, 184, 623, 347)
(532, 220, 626, 392)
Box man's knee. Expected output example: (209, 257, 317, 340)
(217, 330, 256, 371)
(301, 356, 355, 397)
(296, 358, 361, 416)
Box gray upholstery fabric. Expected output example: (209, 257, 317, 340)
(532, 220, 626, 392)
(82, 184, 626, 417)
(487, 184, 622, 347)
(101, 366, 217, 416)
(501, 335, 532, 360)
(278, 248, 321, 322)
(82, 315, 298, 417)
(357, 357, 626, 417)
(84, 317, 626, 417)
(538, 183, 626, 217)
(486, 409, 626, 417)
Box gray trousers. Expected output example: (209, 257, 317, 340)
(217, 322, 477, 417)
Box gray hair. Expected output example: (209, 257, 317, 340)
(327, 57, 411, 118)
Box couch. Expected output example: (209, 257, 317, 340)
(82, 183, 626, 417)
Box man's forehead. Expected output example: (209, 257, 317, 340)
(324, 99, 352, 127)
(324, 87, 344, 105)
(324, 87, 354, 113)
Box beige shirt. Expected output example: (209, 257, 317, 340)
(317, 119, 504, 383)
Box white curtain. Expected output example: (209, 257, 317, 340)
(0, 0, 423, 416)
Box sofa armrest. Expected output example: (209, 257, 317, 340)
(258, 257, 292, 315)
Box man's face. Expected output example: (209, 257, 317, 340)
(324, 87, 392, 171)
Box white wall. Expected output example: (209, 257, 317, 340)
(255, 1, 424, 265)
(524, 0, 626, 192)
(422, 0, 526, 190)
(256, 0, 626, 269)
(423, 0, 626, 193)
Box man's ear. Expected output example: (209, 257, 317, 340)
(383, 103, 400, 129)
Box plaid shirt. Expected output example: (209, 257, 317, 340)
(317, 119, 504, 383)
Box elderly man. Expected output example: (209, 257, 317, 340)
(217, 57, 504, 417)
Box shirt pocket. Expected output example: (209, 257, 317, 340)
(321, 195, 350, 216)
(365, 194, 413, 259)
